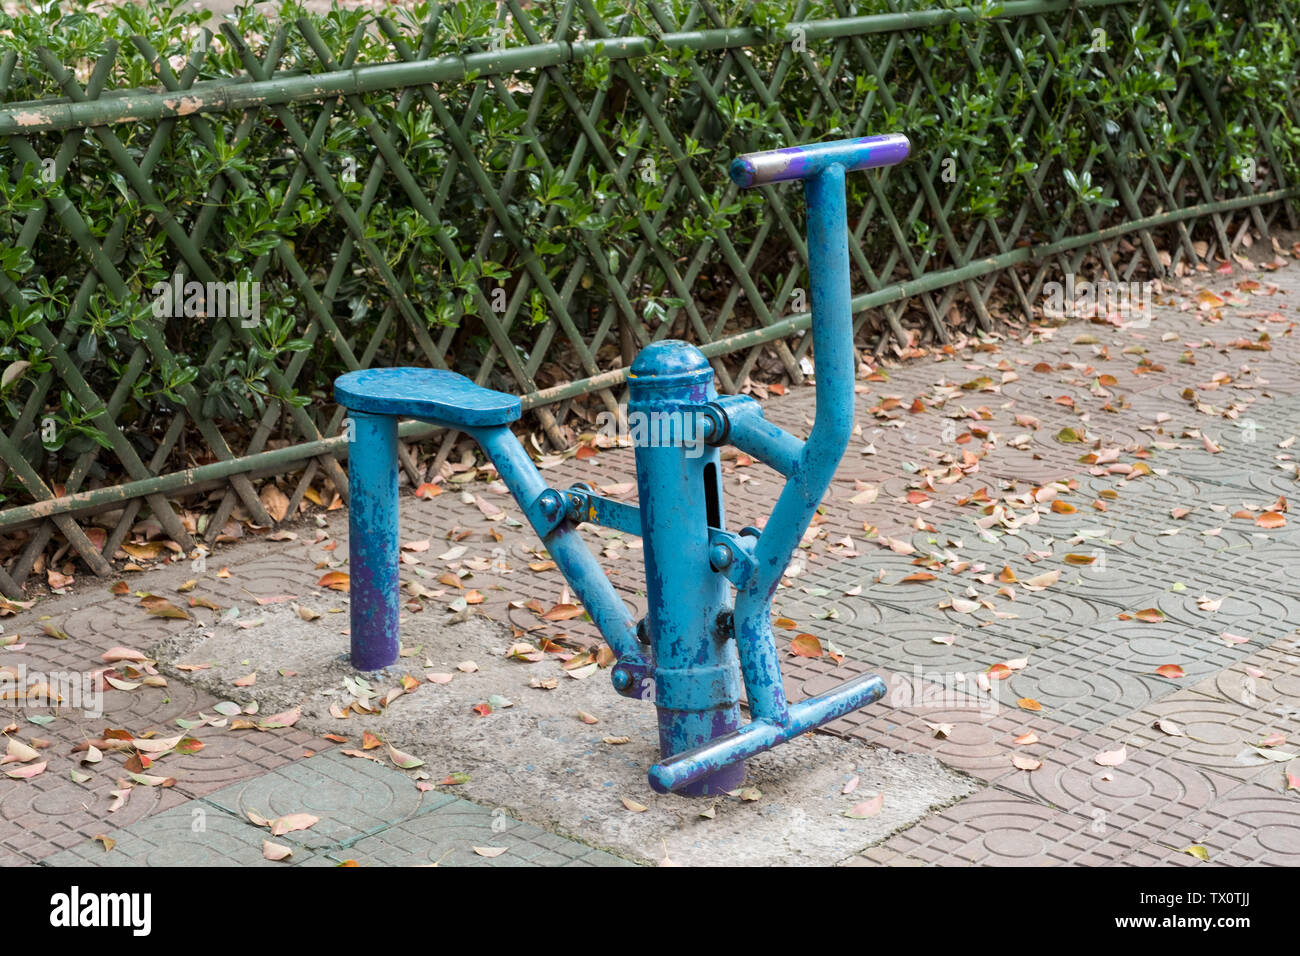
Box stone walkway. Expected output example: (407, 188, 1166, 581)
(3, 255, 1299, 866)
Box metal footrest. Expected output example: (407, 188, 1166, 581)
(647, 672, 887, 794)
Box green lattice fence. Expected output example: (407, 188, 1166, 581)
(1, 0, 1299, 597)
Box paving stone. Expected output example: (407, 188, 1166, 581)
(88, 683, 219, 734)
(996, 651, 1169, 733)
(61, 598, 190, 651)
(1186, 635, 1300, 716)
(781, 654, 888, 710)
(991, 729, 1241, 844)
(809, 611, 1044, 699)
(1105, 524, 1263, 580)
(1240, 465, 1300, 501)
(0, 771, 189, 863)
(839, 698, 1083, 783)
(1156, 783, 1300, 866)
(165, 726, 331, 800)
(774, 579, 890, 632)
(1049, 556, 1182, 614)
(1149, 438, 1286, 489)
(1189, 544, 1300, 598)
(1101, 690, 1300, 785)
(40, 799, 318, 867)
(199, 748, 427, 848)
(851, 790, 1141, 866)
(1153, 586, 1300, 644)
(0, 630, 95, 676)
(795, 549, 1104, 630)
(1073, 469, 1205, 502)
(328, 799, 634, 867)
(907, 524, 1051, 562)
(797, 550, 938, 613)
(1086, 613, 1254, 672)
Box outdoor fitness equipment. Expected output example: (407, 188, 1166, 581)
(335, 133, 911, 795)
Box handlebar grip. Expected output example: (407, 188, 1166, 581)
(729, 133, 910, 188)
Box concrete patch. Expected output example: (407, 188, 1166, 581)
(153, 605, 977, 866)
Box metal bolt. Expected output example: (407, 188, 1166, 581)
(709, 542, 733, 571)
(537, 489, 562, 521)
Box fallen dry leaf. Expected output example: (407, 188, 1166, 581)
(790, 634, 823, 658)
(1094, 745, 1127, 767)
(317, 571, 350, 591)
(262, 840, 293, 861)
(845, 793, 884, 818)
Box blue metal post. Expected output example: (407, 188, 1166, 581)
(628, 341, 744, 795)
(332, 135, 911, 794)
(647, 134, 910, 793)
(347, 411, 400, 670)
(471, 425, 645, 669)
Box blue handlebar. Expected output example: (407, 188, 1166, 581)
(729, 133, 910, 188)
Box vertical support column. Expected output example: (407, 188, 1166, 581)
(629, 340, 744, 796)
(347, 410, 400, 671)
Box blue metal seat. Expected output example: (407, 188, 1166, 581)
(334, 367, 521, 429)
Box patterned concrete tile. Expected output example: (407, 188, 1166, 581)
(906, 524, 1054, 563)
(1101, 690, 1300, 785)
(1027, 563, 1165, 620)
(796, 549, 1106, 632)
(850, 790, 1141, 866)
(809, 611, 1045, 699)
(199, 747, 426, 848)
(932, 587, 1106, 632)
(41, 800, 318, 867)
(1191, 545, 1300, 599)
(1153, 587, 1300, 646)
(86, 683, 219, 734)
(164, 726, 331, 800)
(839, 700, 1083, 783)
(1241, 466, 1300, 502)
(1100, 524, 1262, 581)
(1151, 439, 1288, 490)
(996, 651, 1169, 733)
(997, 612, 1267, 732)
(60, 599, 189, 651)
(773, 579, 890, 633)
(1073, 470, 1206, 503)
(780, 654, 888, 710)
(0, 765, 189, 863)
(0, 631, 93, 676)
(1156, 783, 1300, 866)
(328, 800, 635, 867)
(992, 730, 1241, 843)
(1186, 635, 1300, 717)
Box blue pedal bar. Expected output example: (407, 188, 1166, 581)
(335, 134, 910, 795)
(729, 133, 910, 187)
(648, 673, 887, 794)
